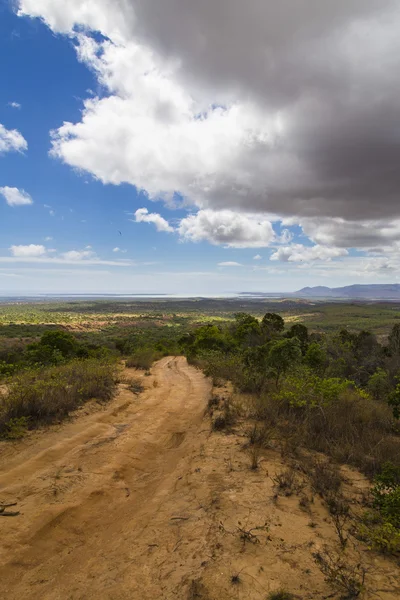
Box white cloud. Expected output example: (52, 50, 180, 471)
(2, 244, 135, 267)
(113, 247, 121, 252)
(253, 254, 262, 260)
(10, 244, 47, 257)
(178, 210, 275, 248)
(134, 207, 174, 232)
(0, 186, 33, 206)
(0, 123, 27, 154)
(8, 102, 21, 109)
(62, 249, 96, 261)
(49, 209, 56, 217)
(44, 236, 53, 241)
(218, 261, 242, 267)
(270, 244, 348, 263)
(16, 0, 400, 260)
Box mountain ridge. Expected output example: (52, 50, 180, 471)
(295, 284, 400, 299)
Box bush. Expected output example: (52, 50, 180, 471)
(126, 349, 159, 370)
(371, 462, 400, 528)
(254, 386, 398, 477)
(0, 358, 118, 436)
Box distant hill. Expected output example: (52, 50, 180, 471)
(295, 284, 400, 299)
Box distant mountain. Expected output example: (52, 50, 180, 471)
(295, 284, 400, 299)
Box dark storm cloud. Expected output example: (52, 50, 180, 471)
(18, 0, 400, 231)
(130, 0, 400, 220)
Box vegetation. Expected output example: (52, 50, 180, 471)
(1, 297, 400, 556)
(0, 358, 118, 437)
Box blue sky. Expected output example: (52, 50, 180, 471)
(1, 1, 399, 295)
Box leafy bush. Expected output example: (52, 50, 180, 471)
(1, 416, 30, 439)
(0, 358, 118, 436)
(126, 349, 159, 370)
(371, 462, 400, 528)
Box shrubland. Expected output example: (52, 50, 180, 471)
(0, 358, 118, 438)
(181, 311, 400, 556)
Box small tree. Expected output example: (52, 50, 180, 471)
(304, 342, 327, 373)
(267, 338, 302, 386)
(388, 383, 400, 419)
(389, 323, 400, 355)
(367, 368, 390, 402)
(261, 312, 285, 337)
(287, 323, 309, 353)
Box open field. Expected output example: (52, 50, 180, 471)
(2, 297, 400, 339)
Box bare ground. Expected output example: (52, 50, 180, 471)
(0, 357, 398, 599)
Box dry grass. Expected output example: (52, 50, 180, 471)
(0, 359, 118, 436)
(252, 390, 399, 477)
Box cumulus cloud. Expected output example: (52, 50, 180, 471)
(134, 208, 174, 232)
(8, 102, 21, 109)
(0, 123, 27, 154)
(10, 244, 47, 257)
(218, 261, 242, 267)
(270, 244, 348, 263)
(253, 254, 262, 260)
(178, 210, 275, 248)
(62, 249, 95, 261)
(16, 0, 400, 264)
(0, 186, 33, 206)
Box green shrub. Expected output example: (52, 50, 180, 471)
(1, 416, 30, 439)
(126, 349, 159, 370)
(0, 358, 118, 436)
(371, 462, 400, 528)
(359, 521, 400, 554)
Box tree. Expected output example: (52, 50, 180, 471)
(287, 323, 309, 353)
(267, 338, 302, 386)
(39, 330, 78, 357)
(232, 313, 261, 346)
(261, 313, 284, 335)
(367, 368, 390, 402)
(388, 384, 400, 419)
(304, 342, 327, 373)
(389, 324, 400, 355)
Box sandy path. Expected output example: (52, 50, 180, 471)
(0, 357, 212, 600)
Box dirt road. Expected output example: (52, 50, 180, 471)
(0, 357, 212, 599)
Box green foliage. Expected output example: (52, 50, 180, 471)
(261, 312, 284, 334)
(275, 369, 352, 408)
(358, 463, 400, 554)
(361, 522, 400, 554)
(126, 348, 159, 370)
(304, 342, 327, 372)
(367, 368, 390, 402)
(39, 330, 78, 356)
(232, 313, 261, 345)
(286, 322, 309, 352)
(388, 383, 400, 419)
(267, 338, 302, 384)
(371, 462, 400, 528)
(1, 416, 30, 439)
(388, 323, 400, 355)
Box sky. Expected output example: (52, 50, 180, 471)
(1, 0, 400, 295)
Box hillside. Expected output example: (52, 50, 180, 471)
(295, 284, 400, 299)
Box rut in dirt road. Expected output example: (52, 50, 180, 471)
(0, 357, 212, 600)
